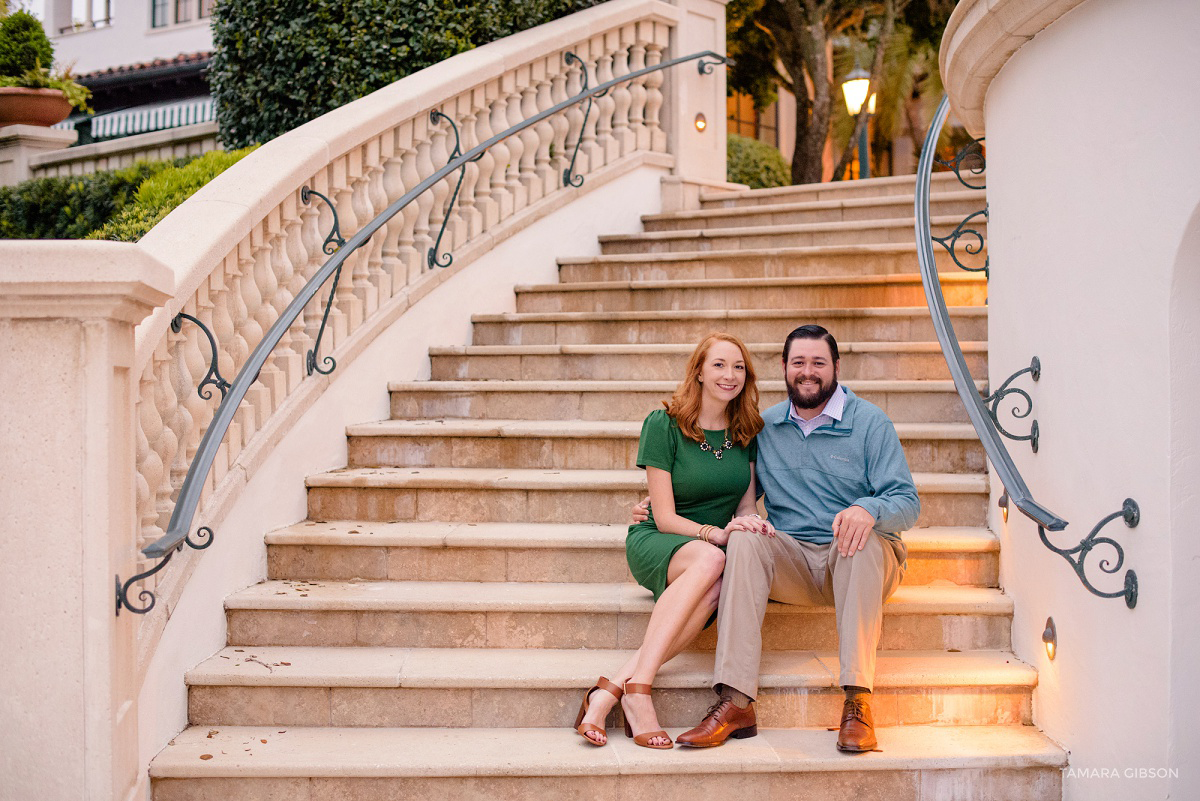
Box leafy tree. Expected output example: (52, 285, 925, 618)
(0, 10, 53, 77)
(210, 0, 604, 148)
(728, 0, 952, 183)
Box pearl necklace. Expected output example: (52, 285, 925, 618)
(699, 430, 733, 460)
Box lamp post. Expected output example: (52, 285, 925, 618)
(841, 66, 875, 179)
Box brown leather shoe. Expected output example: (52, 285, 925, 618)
(836, 695, 877, 752)
(675, 697, 757, 748)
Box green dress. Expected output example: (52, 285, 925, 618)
(627, 408, 758, 600)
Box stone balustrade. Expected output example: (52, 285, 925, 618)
(126, 0, 698, 640)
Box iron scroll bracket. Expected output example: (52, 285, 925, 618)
(115, 527, 214, 615)
(427, 109, 485, 270)
(300, 187, 346, 376)
(1038, 500, 1139, 609)
(171, 313, 231, 401)
(982, 356, 1041, 452)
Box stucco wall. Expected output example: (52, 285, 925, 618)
(983, 0, 1200, 798)
(49, 0, 213, 75)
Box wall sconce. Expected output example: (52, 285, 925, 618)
(998, 491, 1009, 523)
(1042, 617, 1057, 660)
(694, 113, 707, 132)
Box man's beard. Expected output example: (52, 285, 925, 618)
(788, 376, 838, 410)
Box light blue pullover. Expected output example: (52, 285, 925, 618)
(756, 387, 921, 546)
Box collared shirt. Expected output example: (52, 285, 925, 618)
(787, 384, 847, 437)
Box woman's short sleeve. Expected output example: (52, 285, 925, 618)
(748, 435, 758, 462)
(636, 409, 676, 471)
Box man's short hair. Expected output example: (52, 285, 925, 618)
(783, 324, 840, 363)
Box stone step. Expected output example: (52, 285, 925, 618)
(266, 522, 998, 587)
(598, 216, 986, 255)
(513, 274, 987, 313)
(427, 341, 987, 382)
(643, 190, 984, 232)
(304, 467, 987, 527)
(470, 306, 989, 346)
(151, 724, 1063, 801)
(186, 647, 1034, 729)
(225, 581, 1013, 651)
(346, 418, 986, 474)
(560, 243, 987, 282)
(700, 169, 981, 206)
(388, 379, 984, 424)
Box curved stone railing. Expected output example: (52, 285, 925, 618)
(120, 0, 718, 639)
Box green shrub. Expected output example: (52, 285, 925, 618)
(210, 0, 604, 148)
(0, 161, 180, 240)
(88, 147, 257, 242)
(0, 10, 53, 77)
(727, 134, 791, 189)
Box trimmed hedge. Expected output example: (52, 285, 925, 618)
(727, 134, 790, 189)
(210, 0, 604, 148)
(0, 10, 53, 77)
(88, 147, 257, 242)
(0, 161, 179, 240)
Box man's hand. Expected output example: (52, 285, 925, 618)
(632, 495, 651, 523)
(832, 505, 876, 557)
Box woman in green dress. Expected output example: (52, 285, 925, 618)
(574, 332, 776, 749)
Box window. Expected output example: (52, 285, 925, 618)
(199, 0, 215, 18)
(174, 0, 192, 23)
(726, 91, 780, 149)
(151, 0, 169, 27)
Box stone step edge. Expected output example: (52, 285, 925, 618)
(386, 378, 987, 393)
(427, 341, 988, 356)
(597, 214, 982, 243)
(346, 419, 981, 441)
(265, 522, 997, 553)
(185, 647, 1034, 689)
(304, 467, 987, 493)
(224, 581, 1011, 615)
(642, 189, 983, 223)
(519, 273, 984, 292)
(149, 723, 1063, 779)
(699, 170, 978, 202)
(471, 306, 987, 323)
(561, 242, 987, 266)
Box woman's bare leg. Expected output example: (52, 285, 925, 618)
(580, 543, 724, 744)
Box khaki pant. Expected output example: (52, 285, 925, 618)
(713, 530, 905, 696)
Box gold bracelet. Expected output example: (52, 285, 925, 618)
(699, 525, 712, 543)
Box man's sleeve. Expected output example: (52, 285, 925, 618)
(852, 416, 921, 533)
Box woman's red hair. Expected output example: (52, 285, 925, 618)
(663, 332, 763, 447)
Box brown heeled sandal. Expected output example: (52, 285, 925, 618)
(622, 682, 673, 749)
(574, 676, 623, 746)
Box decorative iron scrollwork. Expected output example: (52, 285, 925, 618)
(982, 356, 1041, 452)
(300, 188, 346, 255)
(171, 313, 231, 400)
(935, 137, 986, 190)
(932, 206, 989, 277)
(696, 55, 733, 75)
(115, 527, 213, 615)
(1038, 499, 1139, 608)
(300, 187, 346, 376)
(562, 52, 608, 189)
(428, 109, 485, 270)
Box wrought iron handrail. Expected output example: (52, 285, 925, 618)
(914, 95, 1138, 608)
(117, 48, 731, 614)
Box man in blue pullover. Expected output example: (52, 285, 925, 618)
(673, 324, 921, 752)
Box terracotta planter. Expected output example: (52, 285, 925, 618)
(0, 87, 73, 127)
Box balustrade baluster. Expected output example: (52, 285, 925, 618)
(379, 133, 406, 300)
(595, 46, 617, 165)
(503, 74, 528, 214)
(518, 66, 541, 203)
(580, 45, 603, 174)
(347, 149, 376, 321)
(364, 136, 391, 305)
(644, 33, 667, 152)
(269, 204, 303, 392)
(533, 65, 556, 199)
(250, 225, 286, 413)
(470, 89, 498, 230)
(548, 62, 571, 190)
(282, 192, 314, 385)
(412, 115, 437, 271)
(395, 123, 423, 287)
(329, 159, 360, 338)
(486, 81, 513, 220)
(455, 92, 483, 241)
(426, 110, 453, 268)
(168, 299, 198, 502)
(628, 36, 649, 151)
(611, 35, 635, 156)
(234, 237, 266, 440)
(137, 367, 164, 552)
(152, 341, 180, 539)
(298, 175, 327, 363)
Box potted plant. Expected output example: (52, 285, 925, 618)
(0, 10, 91, 127)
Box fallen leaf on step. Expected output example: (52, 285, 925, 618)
(199, 755, 213, 760)
(206, 730, 219, 739)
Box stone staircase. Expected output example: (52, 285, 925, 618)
(150, 171, 1066, 800)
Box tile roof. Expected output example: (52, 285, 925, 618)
(78, 51, 212, 82)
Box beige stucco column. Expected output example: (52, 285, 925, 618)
(0, 124, 78, 186)
(0, 242, 172, 801)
